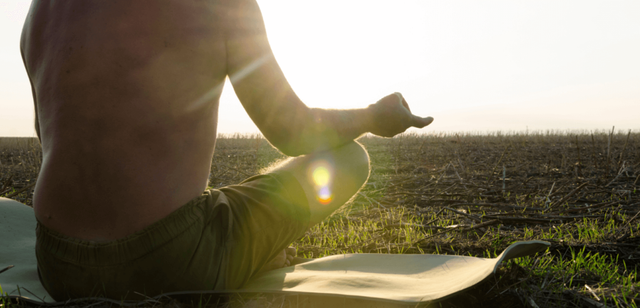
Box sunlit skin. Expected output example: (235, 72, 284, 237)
(21, 0, 433, 286)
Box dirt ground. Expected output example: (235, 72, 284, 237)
(1, 131, 638, 307)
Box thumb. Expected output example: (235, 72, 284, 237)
(412, 115, 434, 128)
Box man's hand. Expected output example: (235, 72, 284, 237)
(367, 93, 434, 137)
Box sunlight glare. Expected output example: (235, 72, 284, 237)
(309, 159, 334, 205)
(312, 166, 330, 187)
(317, 186, 332, 205)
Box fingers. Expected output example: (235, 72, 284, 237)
(395, 93, 433, 128)
(393, 92, 403, 103)
(394, 92, 411, 112)
(412, 115, 434, 128)
(380, 92, 434, 131)
(285, 246, 296, 266)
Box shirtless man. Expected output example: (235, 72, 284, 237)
(20, 0, 433, 301)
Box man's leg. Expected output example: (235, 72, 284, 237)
(222, 141, 370, 283)
(259, 140, 370, 268)
(270, 140, 371, 227)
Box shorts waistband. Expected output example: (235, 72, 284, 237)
(36, 193, 210, 266)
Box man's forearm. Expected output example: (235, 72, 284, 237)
(278, 107, 374, 156)
(268, 93, 432, 156)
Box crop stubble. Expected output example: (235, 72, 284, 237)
(1, 131, 638, 307)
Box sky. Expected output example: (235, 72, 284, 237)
(1, 0, 639, 137)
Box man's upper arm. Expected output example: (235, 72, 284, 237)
(224, 0, 309, 154)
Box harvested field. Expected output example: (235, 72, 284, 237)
(1, 131, 638, 307)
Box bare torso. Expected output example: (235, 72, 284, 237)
(21, 0, 433, 243)
(22, 1, 229, 240)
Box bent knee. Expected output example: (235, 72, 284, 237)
(334, 141, 370, 185)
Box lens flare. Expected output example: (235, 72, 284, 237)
(312, 166, 330, 186)
(309, 159, 334, 205)
(317, 186, 332, 204)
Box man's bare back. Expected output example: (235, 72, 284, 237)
(22, 0, 253, 240)
(22, 0, 432, 242)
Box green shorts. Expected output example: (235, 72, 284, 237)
(36, 172, 310, 301)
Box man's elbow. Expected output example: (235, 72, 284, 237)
(262, 130, 301, 157)
(272, 130, 328, 157)
(271, 138, 309, 157)
(269, 125, 342, 157)
(278, 146, 304, 157)
(261, 112, 319, 156)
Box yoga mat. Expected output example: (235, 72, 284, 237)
(0, 197, 549, 306)
(0, 197, 46, 301)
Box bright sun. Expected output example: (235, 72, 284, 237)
(257, 1, 429, 110)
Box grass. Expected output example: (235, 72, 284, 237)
(1, 130, 638, 307)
